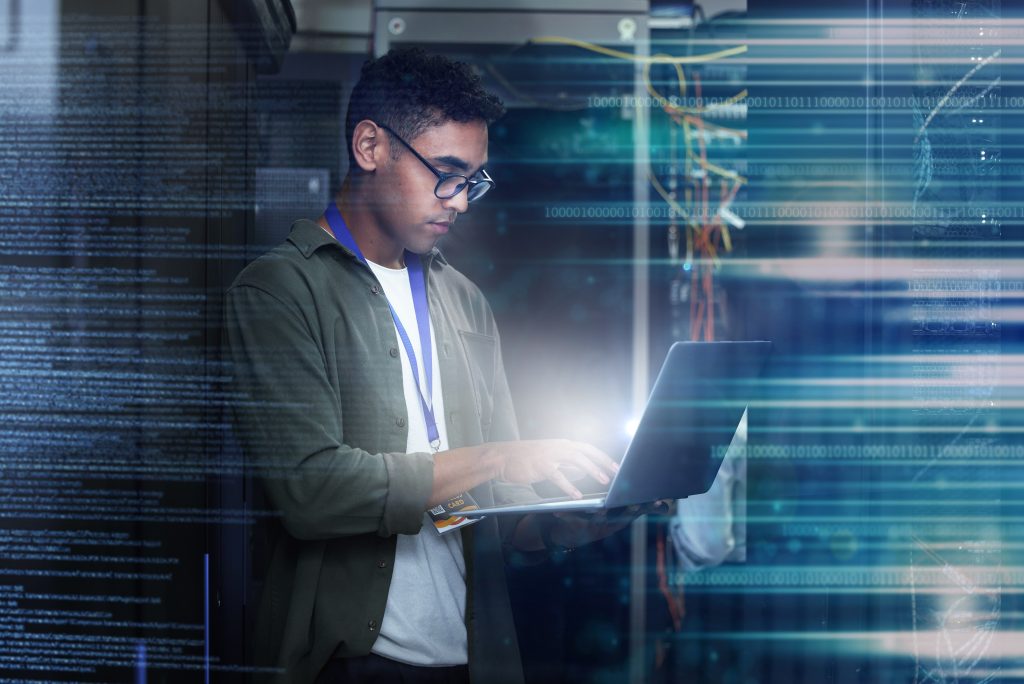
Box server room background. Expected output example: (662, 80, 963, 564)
(0, 0, 1021, 681)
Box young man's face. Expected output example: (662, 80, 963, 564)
(372, 118, 489, 257)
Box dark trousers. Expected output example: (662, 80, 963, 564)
(315, 653, 470, 684)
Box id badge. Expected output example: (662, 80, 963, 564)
(428, 491, 482, 534)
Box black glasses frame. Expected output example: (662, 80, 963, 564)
(378, 123, 495, 203)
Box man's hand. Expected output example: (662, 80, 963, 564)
(495, 439, 619, 500)
(429, 439, 618, 508)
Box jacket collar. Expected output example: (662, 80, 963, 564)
(286, 218, 449, 268)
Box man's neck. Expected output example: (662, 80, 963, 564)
(319, 181, 405, 269)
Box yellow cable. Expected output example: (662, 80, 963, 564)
(643, 60, 672, 108)
(698, 159, 748, 185)
(642, 57, 746, 115)
(681, 109, 747, 183)
(593, 41, 744, 265)
(531, 36, 747, 64)
(648, 170, 721, 264)
(648, 169, 691, 222)
(642, 54, 689, 104)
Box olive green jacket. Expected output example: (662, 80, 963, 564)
(224, 220, 538, 683)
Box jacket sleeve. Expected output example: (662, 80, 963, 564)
(224, 283, 433, 540)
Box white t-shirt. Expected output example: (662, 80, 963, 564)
(364, 259, 468, 667)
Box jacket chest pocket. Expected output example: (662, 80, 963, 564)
(457, 330, 496, 433)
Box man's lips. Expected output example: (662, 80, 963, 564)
(428, 221, 450, 234)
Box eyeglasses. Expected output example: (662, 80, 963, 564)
(378, 123, 495, 203)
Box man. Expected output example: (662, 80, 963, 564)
(225, 48, 633, 683)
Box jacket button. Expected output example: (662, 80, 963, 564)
(389, 347, 398, 358)
(371, 285, 380, 295)
(396, 417, 406, 428)
(377, 559, 387, 569)
(368, 619, 377, 631)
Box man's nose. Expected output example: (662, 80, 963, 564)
(441, 187, 470, 214)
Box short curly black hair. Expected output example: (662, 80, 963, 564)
(345, 47, 506, 170)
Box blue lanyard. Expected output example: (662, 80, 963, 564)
(324, 203, 440, 451)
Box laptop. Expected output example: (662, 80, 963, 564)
(463, 340, 772, 517)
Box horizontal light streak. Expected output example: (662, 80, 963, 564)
(808, 242, 1024, 250)
(528, 219, 1024, 228)
(670, 399, 1005, 409)
(747, 499, 1013, 506)
(525, 258, 1017, 282)
(678, 564, 1017, 579)
(961, 308, 1024, 323)
(722, 258, 1010, 283)
(659, 630, 1024, 661)
(739, 18, 1024, 24)
(752, 427, 1020, 434)
(807, 290, 1024, 301)
(860, 482, 1024, 490)
(797, 355, 1024, 364)
(659, 37, 1024, 47)
(721, 515, 1024, 522)
(870, 631, 1023, 660)
(736, 38, 1024, 47)
(743, 462, 1024, 468)
(757, 379, 1013, 388)
(832, 25, 1024, 39)
(719, 58, 1024, 65)
(667, 587, 1024, 596)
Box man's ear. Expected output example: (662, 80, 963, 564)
(351, 120, 385, 173)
